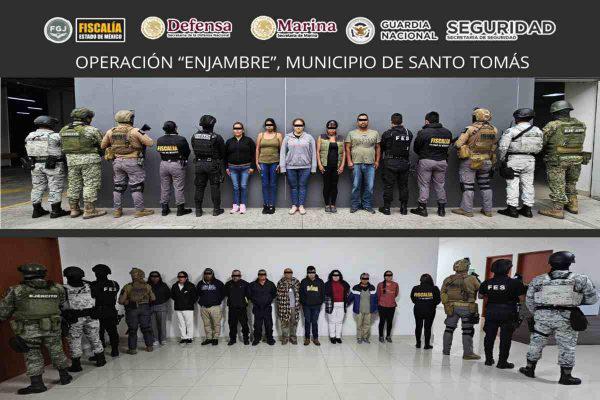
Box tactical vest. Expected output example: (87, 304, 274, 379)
(444, 274, 476, 303)
(110, 125, 138, 155)
(128, 281, 151, 304)
(384, 128, 411, 159)
(95, 281, 119, 306)
(64, 283, 95, 310)
(60, 124, 97, 154)
(468, 123, 497, 158)
(192, 131, 216, 159)
(534, 272, 583, 307)
(13, 283, 62, 321)
(25, 136, 50, 157)
(547, 120, 586, 156)
(318, 136, 344, 167)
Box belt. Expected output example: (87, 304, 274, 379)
(536, 305, 577, 311)
(196, 157, 218, 162)
(162, 159, 182, 162)
(33, 157, 65, 163)
(384, 155, 408, 160)
(507, 152, 536, 156)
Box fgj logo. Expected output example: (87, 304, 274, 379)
(141, 16, 166, 40)
(75, 18, 126, 43)
(346, 17, 375, 45)
(166, 18, 233, 38)
(44, 17, 73, 44)
(250, 16, 276, 40)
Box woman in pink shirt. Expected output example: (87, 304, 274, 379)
(377, 270, 399, 343)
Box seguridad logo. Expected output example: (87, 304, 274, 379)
(250, 16, 337, 40)
(165, 18, 233, 38)
(446, 20, 556, 41)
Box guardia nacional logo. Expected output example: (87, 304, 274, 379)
(44, 17, 73, 44)
(250, 16, 276, 40)
(346, 17, 375, 45)
(141, 16, 166, 40)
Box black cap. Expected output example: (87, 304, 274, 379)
(326, 120, 338, 129)
(307, 266, 316, 273)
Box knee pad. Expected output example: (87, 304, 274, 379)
(113, 183, 127, 193)
(130, 182, 144, 193)
(461, 182, 475, 192)
(445, 326, 456, 334)
(462, 327, 475, 337)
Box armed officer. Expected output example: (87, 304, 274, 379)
(519, 251, 597, 385)
(156, 120, 192, 216)
(101, 110, 155, 218)
(0, 264, 72, 394)
(118, 268, 156, 354)
(24, 115, 70, 219)
(378, 113, 413, 216)
(441, 258, 481, 360)
(538, 101, 589, 219)
(191, 114, 226, 217)
(90, 264, 120, 358)
(478, 259, 527, 368)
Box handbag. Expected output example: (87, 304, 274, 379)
(499, 125, 534, 179)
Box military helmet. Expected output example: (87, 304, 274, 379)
(130, 267, 145, 280)
(63, 266, 85, 278)
(453, 258, 471, 272)
(491, 259, 512, 275)
(70, 108, 95, 121)
(115, 110, 134, 124)
(17, 263, 47, 279)
(549, 251, 575, 270)
(472, 108, 492, 122)
(513, 108, 535, 120)
(550, 100, 573, 114)
(92, 264, 112, 275)
(33, 115, 58, 128)
(199, 115, 217, 130)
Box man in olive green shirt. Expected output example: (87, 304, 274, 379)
(345, 113, 381, 213)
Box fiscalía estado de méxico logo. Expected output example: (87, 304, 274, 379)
(75, 18, 126, 43)
(44, 17, 73, 43)
(250, 16, 337, 40)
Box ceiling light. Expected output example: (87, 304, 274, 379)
(542, 93, 565, 98)
(7, 96, 36, 103)
(16, 111, 31, 115)
(27, 106, 43, 111)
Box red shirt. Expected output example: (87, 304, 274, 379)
(331, 280, 345, 302)
(377, 281, 399, 307)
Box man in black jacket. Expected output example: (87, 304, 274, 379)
(411, 111, 452, 217)
(299, 266, 325, 345)
(197, 268, 225, 345)
(247, 269, 277, 346)
(170, 271, 197, 344)
(90, 264, 120, 357)
(224, 269, 250, 345)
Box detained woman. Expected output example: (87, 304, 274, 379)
(255, 118, 283, 214)
(224, 122, 256, 214)
(376, 270, 399, 343)
(316, 120, 345, 213)
(410, 273, 441, 349)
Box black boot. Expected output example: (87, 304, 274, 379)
(485, 358, 495, 366)
(228, 338, 236, 346)
(437, 202, 446, 217)
(243, 337, 250, 345)
(213, 208, 224, 216)
(95, 352, 107, 367)
(32, 203, 50, 218)
(400, 201, 408, 215)
(176, 204, 192, 216)
(68, 357, 82, 372)
(498, 205, 519, 218)
(161, 203, 170, 216)
(378, 206, 391, 215)
(262, 205, 269, 214)
(111, 347, 120, 357)
(58, 368, 73, 385)
(17, 375, 47, 394)
(195, 203, 203, 217)
(410, 203, 428, 217)
(496, 361, 514, 369)
(559, 367, 581, 385)
(519, 205, 533, 218)
(50, 203, 70, 218)
(519, 361, 536, 378)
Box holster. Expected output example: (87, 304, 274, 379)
(9, 336, 30, 353)
(468, 302, 479, 315)
(104, 148, 115, 161)
(444, 303, 454, 316)
(45, 155, 58, 170)
(582, 151, 592, 165)
(499, 160, 515, 179)
(20, 157, 34, 171)
(570, 307, 588, 331)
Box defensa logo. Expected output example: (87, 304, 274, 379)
(44, 17, 73, 44)
(446, 20, 556, 41)
(166, 18, 233, 38)
(76, 18, 126, 43)
(141, 16, 166, 40)
(251, 16, 337, 40)
(346, 17, 375, 45)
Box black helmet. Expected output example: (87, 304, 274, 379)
(326, 120, 338, 129)
(199, 115, 217, 131)
(63, 266, 85, 279)
(162, 121, 177, 133)
(549, 251, 575, 270)
(491, 259, 512, 275)
(92, 264, 111, 275)
(33, 115, 58, 128)
(513, 108, 535, 120)
(18, 263, 47, 279)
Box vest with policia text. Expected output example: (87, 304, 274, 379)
(466, 122, 497, 159)
(546, 118, 586, 157)
(192, 130, 217, 159)
(60, 124, 97, 154)
(382, 127, 411, 159)
(109, 125, 138, 156)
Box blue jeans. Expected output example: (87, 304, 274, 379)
(260, 162, 278, 206)
(351, 164, 375, 209)
(286, 168, 311, 206)
(303, 304, 321, 339)
(229, 165, 251, 205)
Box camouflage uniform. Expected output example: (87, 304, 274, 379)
(25, 128, 66, 205)
(525, 270, 597, 368)
(63, 282, 104, 358)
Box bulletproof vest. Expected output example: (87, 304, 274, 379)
(507, 124, 543, 155)
(128, 281, 151, 304)
(60, 124, 97, 154)
(384, 127, 411, 158)
(64, 283, 95, 310)
(110, 125, 138, 155)
(534, 272, 584, 307)
(547, 119, 586, 155)
(13, 282, 62, 320)
(94, 280, 119, 306)
(25, 133, 50, 157)
(192, 130, 217, 159)
(468, 122, 497, 156)
(444, 274, 476, 303)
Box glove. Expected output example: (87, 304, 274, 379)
(61, 309, 78, 324)
(9, 336, 30, 353)
(61, 319, 71, 337)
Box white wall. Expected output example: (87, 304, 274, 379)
(593, 82, 600, 198)
(58, 237, 439, 338)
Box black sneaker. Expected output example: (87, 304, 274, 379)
(496, 361, 514, 369)
(179, 339, 187, 344)
(252, 339, 260, 346)
(365, 208, 376, 214)
(336, 338, 342, 344)
(378, 207, 391, 215)
(267, 338, 276, 346)
(485, 359, 495, 366)
(213, 208, 224, 216)
(212, 339, 218, 346)
(262, 205, 269, 214)
(350, 208, 359, 213)
(201, 339, 212, 346)
(269, 206, 276, 214)
(243, 338, 250, 345)
(330, 338, 336, 344)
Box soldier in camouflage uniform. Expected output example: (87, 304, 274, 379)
(440, 258, 481, 360)
(24, 116, 70, 219)
(0, 264, 72, 394)
(62, 266, 106, 372)
(60, 108, 107, 219)
(538, 100, 589, 219)
(519, 251, 598, 385)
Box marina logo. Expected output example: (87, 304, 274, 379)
(380, 20, 438, 41)
(44, 17, 73, 44)
(75, 18, 126, 43)
(166, 18, 233, 38)
(446, 20, 556, 41)
(346, 17, 375, 45)
(251, 16, 337, 40)
(141, 16, 166, 40)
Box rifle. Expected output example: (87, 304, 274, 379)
(138, 124, 151, 166)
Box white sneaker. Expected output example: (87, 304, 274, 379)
(160, 341, 167, 346)
(153, 341, 159, 347)
(230, 204, 239, 214)
(289, 205, 298, 215)
(299, 206, 306, 215)
(239, 204, 246, 214)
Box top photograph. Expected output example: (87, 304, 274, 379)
(2, 77, 599, 231)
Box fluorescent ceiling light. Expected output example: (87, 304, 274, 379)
(27, 106, 43, 111)
(542, 93, 565, 98)
(16, 111, 31, 115)
(7, 96, 36, 103)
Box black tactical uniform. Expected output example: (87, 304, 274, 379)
(90, 264, 120, 357)
(191, 115, 226, 216)
(379, 125, 413, 214)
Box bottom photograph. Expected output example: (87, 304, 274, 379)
(0, 236, 598, 400)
